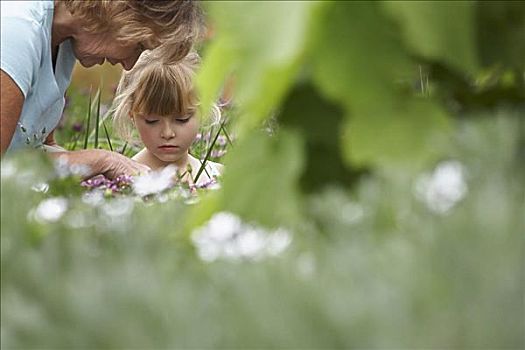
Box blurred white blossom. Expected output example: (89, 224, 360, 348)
(296, 252, 316, 279)
(341, 202, 364, 225)
(1, 159, 16, 179)
(132, 165, 178, 197)
(191, 212, 292, 262)
(65, 210, 92, 229)
(54, 155, 90, 178)
(81, 190, 105, 207)
(102, 197, 134, 218)
(415, 160, 468, 214)
(31, 182, 49, 193)
(31, 197, 68, 223)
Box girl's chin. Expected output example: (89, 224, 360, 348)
(154, 153, 183, 164)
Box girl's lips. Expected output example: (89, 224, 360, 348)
(158, 145, 180, 152)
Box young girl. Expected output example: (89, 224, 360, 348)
(112, 51, 223, 186)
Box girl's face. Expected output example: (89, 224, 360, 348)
(72, 31, 149, 71)
(134, 112, 199, 165)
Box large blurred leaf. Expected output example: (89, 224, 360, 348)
(185, 129, 305, 230)
(343, 98, 451, 169)
(221, 129, 304, 228)
(476, 1, 525, 70)
(196, 36, 236, 122)
(382, 1, 479, 74)
(310, 2, 412, 109)
(200, 1, 321, 135)
(309, 2, 451, 170)
(279, 82, 364, 191)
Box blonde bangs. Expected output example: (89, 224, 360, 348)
(131, 64, 197, 118)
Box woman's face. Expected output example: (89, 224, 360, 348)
(72, 31, 149, 71)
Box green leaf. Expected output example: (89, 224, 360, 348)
(202, 1, 321, 136)
(310, 2, 452, 170)
(185, 129, 305, 231)
(196, 36, 235, 123)
(279, 82, 364, 191)
(342, 98, 451, 170)
(310, 2, 413, 110)
(382, 1, 479, 74)
(221, 129, 304, 228)
(476, 1, 525, 70)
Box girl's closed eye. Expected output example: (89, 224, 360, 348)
(145, 119, 159, 125)
(176, 116, 191, 123)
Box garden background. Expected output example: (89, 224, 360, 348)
(2, 1, 524, 348)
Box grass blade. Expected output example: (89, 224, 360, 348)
(120, 141, 128, 155)
(220, 122, 234, 146)
(102, 121, 113, 151)
(194, 119, 225, 183)
(83, 86, 93, 149)
(94, 87, 101, 149)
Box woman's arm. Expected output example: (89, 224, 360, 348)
(2, 70, 149, 178)
(1, 70, 24, 154)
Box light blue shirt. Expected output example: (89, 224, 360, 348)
(1, 1, 76, 152)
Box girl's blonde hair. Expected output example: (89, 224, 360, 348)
(112, 51, 221, 141)
(62, 0, 203, 64)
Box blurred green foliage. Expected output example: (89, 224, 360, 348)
(194, 0, 524, 228)
(2, 1, 524, 348)
(2, 115, 523, 348)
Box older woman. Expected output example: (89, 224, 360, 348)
(1, 0, 202, 178)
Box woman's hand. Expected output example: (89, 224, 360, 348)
(97, 150, 151, 179)
(49, 149, 150, 180)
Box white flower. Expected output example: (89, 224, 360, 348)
(415, 160, 468, 214)
(81, 190, 105, 207)
(31, 197, 68, 223)
(31, 182, 49, 193)
(132, 165, 178, 197)
(191, 211, 292, 262)
(296, 252, 316, 279)
(53, 155, 91, 178)
(341, 202, 364, 225)
(1, 160, 16, 179)
(102, 197, 134, 217)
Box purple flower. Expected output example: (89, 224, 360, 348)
(217, 135, 228, 147)
(72, 122, 83, 132)
(80, 174, 133, 194)
(211, 149, 227, 158)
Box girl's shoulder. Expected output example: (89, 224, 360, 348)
(188, 155, 223, 183)
(205, 160, 224, 175)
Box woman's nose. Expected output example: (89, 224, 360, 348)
(121, 54, 140, 71)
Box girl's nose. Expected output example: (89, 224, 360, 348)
(161, 123, 176, 139)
